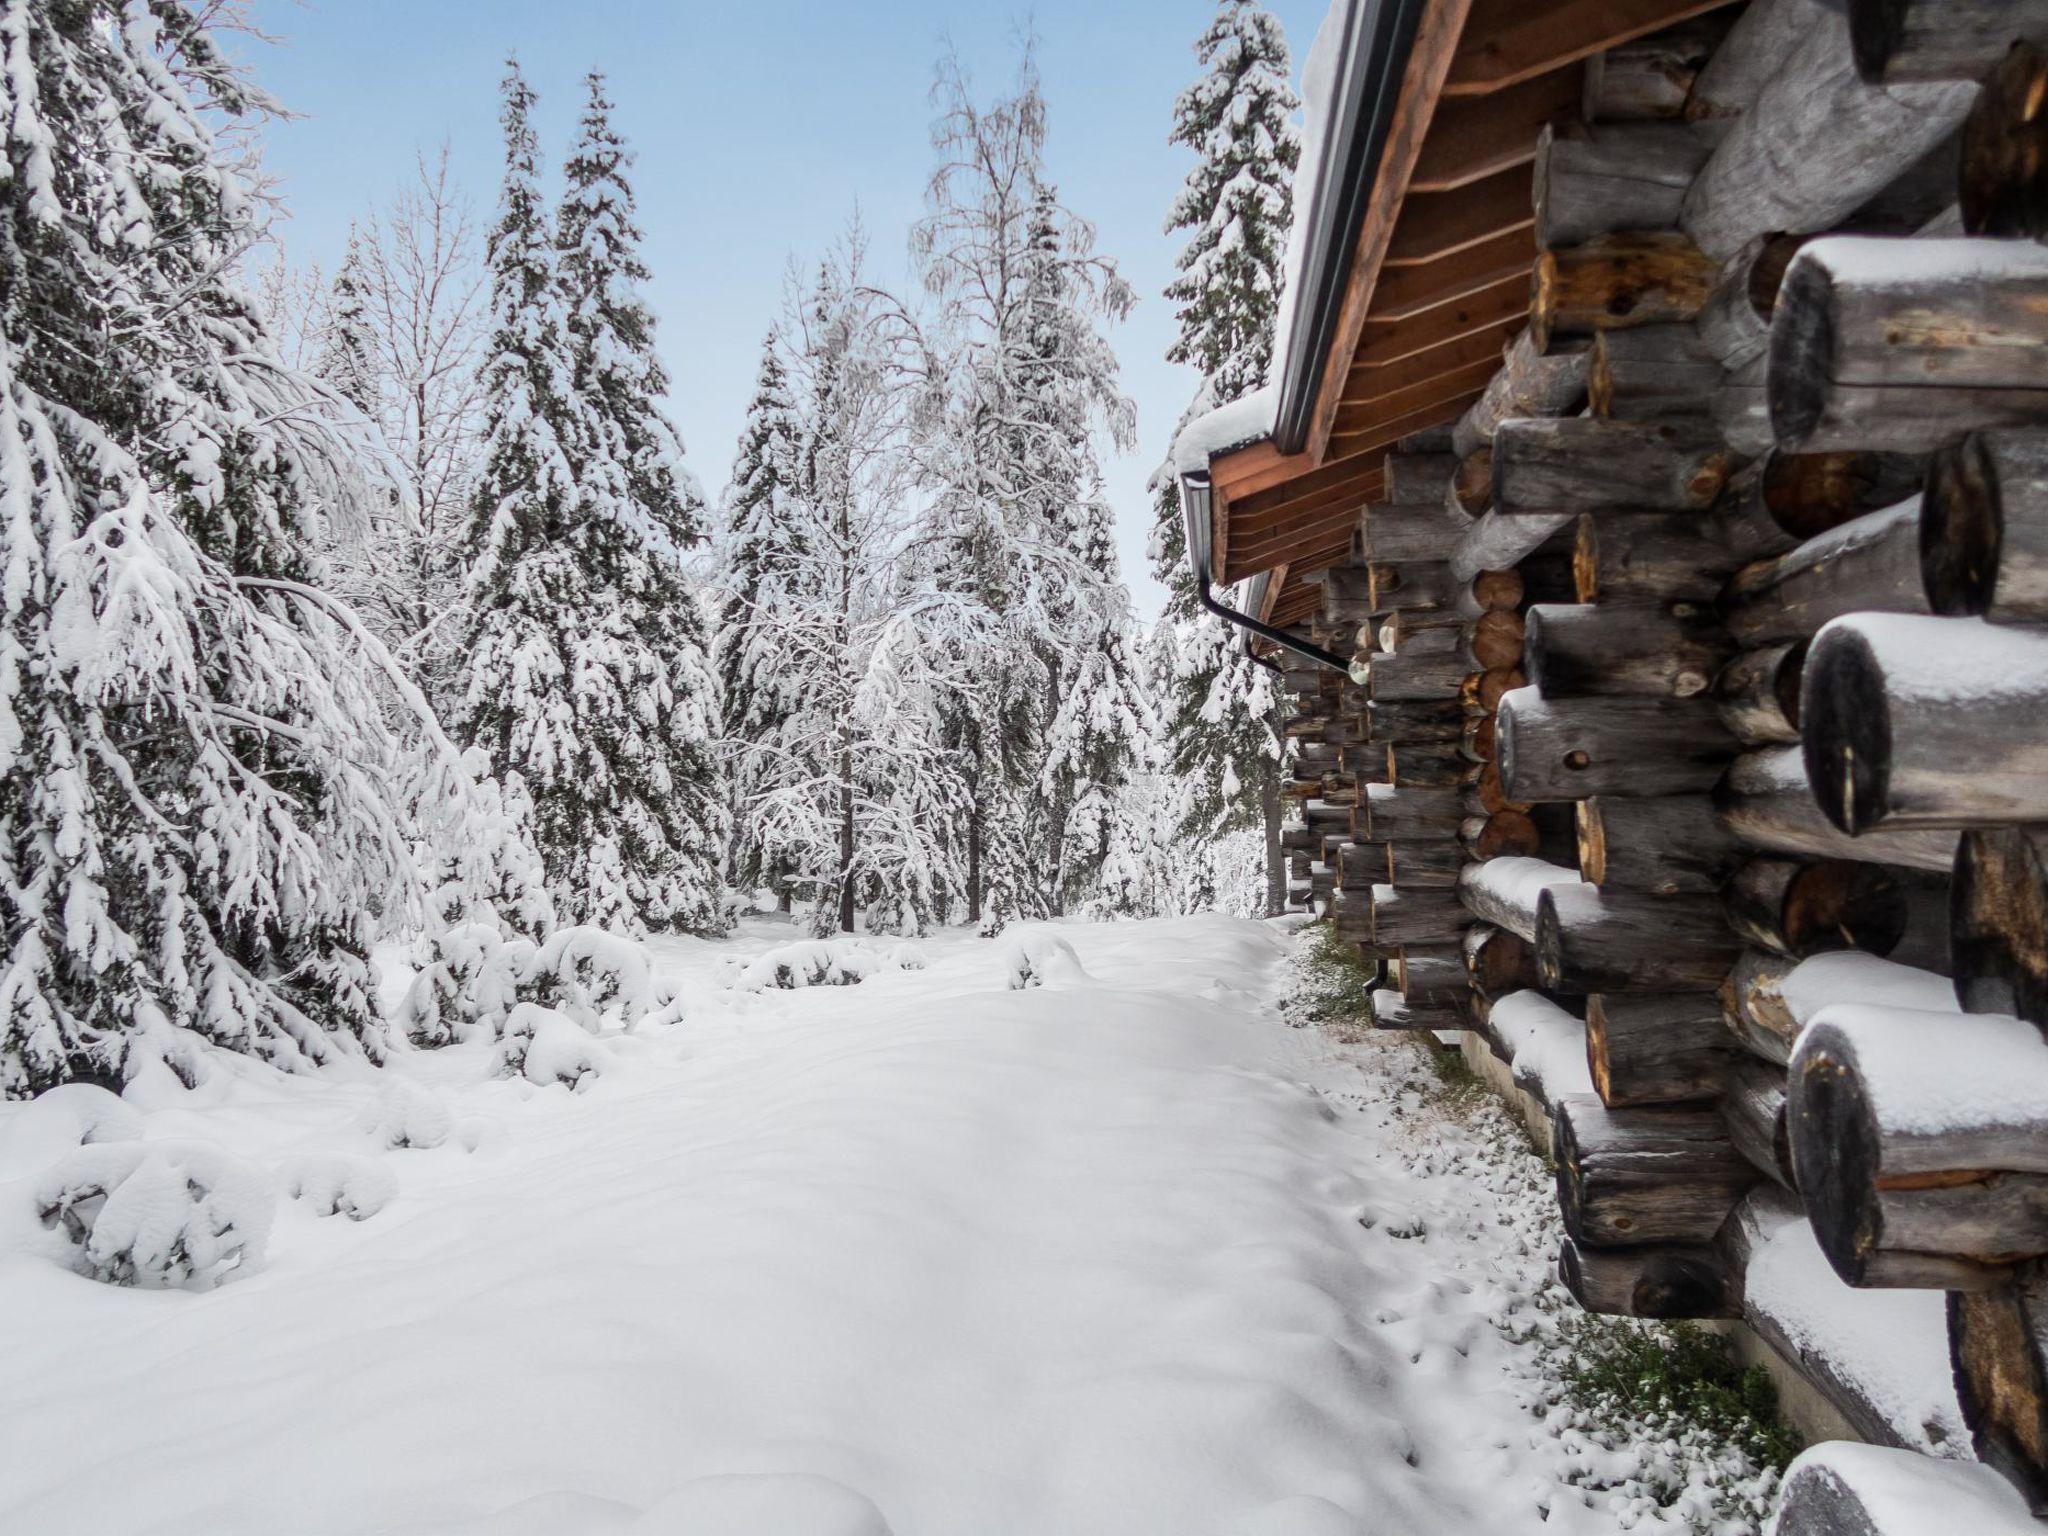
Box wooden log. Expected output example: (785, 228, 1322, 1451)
(1573, 513, 1743, 604)
(1558, 1236, 1740, 1319)
(1450, 446, 1492, 514)
(1724, 496, 1929, 648)
(1368, 883, 1467, 949)
(1953, 825, 2048, 1023)
(1447, 511, 1573, 585)
(1469, 608, 1526, 672)
(1714, 641, 1806, 746)
(1367, 645, 1472, 702)
(1952, 1265, 2048, 1514)
(1680, 8, 1977, 260)
(1462, 810, 1540, 862)
(1924, 430, 2048, 624)
(1793, 1003, 2048, 1288)
(1713, 353, 1775, 457)
(1581, 13, 1732, 123)
(1586, 992, 1734, 1107)
(1723, 857, 1911, 959)
(1552, 1094, 1759, 1246)
(1331, 884, 1372, 943)
(1695, 233, 1810, 373)
(1335, 842, 1382, 891)
(1383, 451, 1458, 505)
(1449, 330, 1589, 457)
(1722, 945, 1961, 1064)
(1473, 756, 1529, 817)
(1962, 41, 2048, 239)
(1536, 885, 1745, 994)
(1364, 783, 1463, 844)
(1530, 233, 1721, 351)
(1492, 416, 1735, 515)
(1359, 500, 1472, 563)
(1383, 741, 1470, 787)
(1770, 238, 2048, 455)
(1577, 795, 1744, 895)
(1458, 856, 1585, 945)
(1684, 0, 1829, 121)
(1716, 447, 1926, 560)
(1802, 612, 2048, 833)
(1586, 324, 1720, 422)
(1720, 1055, 1797, 1192)
(1465, 923, 1539, 1000)
(1394, 944, 1466, 1000)
(1386, 840, 1465, 890)
(1717, 746, 1960, 873)
(1364, 697, 1465, 745)
(1525, 601, 1728, 700)
(1368, 560, 1456, 614)
(1774, 1443, 2045, 1536)
(1463, 666, 1525, 718)
(1853, 0, 2048, 83)
(1532, 121, 1717, 250)
(1466, 567, 1526, 614)
(1497, 687, 1737, 802)
(1372, 988, 1466, 1031)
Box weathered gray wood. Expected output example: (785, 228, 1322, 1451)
(1962, 41, 2048, 238)
(1714, 353, 1776, 457)
(1577, 794, 1744, 894)
(1526, 601, 1729, 700)
(1720, 1055, 1798, 1192)
(1456, 856, 1585, 944)
(1335, 841, 1382, 892)
(1574, 512, 1743, 604)
(1716, 447, 1926, 561)
(1586, 324, 1721, 422)
(1852, 0, 2048, 82)
(1716, 746, 1960, 873)
(1386, 840, 1464, 890)
(1952, 1263, 2048, 1514)
(1533, 121, 1717, 249)
(1924, 430, 2048, 624)
(1695, 233, 1810, 373)
(1530, 233, 1722, 351)
(1558, 1236, 1741, 1319)
(1360, 499, 1473, 564)
(1394, 944, 1466, 999)
(1770, 238, 2048, 454)
(1498, 686, 1738, 802)
(1583, 11, 1733, 119)
(1368, 560, 1457, 614)
(1366, 644, 1472, 703)
(1371, 988, 1466, 1032)
(1680, 8, 1977, 260)
(1363, 782, 1463, 844)
(1383, 451, 1458, 505)
(1553, 1094, 1758, 1246)
(1447, 511, 1574, 586)
(1715, 641, 1806, 746)
(1953, 825, 2048, 1024)
(1465, 922, 1539, 999)
(1684, 0, 1830, 121)
(1449, 332, 1590, 458)
(1802, 611, 2048, 832)
(1725, 496, 1929, 647)
(1723, 857, 1910, 958)
(1364, 697, 1465, 745)
(1383, 741, 1470, 788)
(1368, 882, 1467, 949)
(1793, 1004, 2048, 1288)
(1537, 884, 1744, 993)
(1586, 992, 1734, 1107)
(1492, 416, 1736, 516)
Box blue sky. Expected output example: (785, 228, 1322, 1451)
(241, 0, 1328, 620)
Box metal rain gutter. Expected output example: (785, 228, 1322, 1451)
(1179, 471, 1352, 674)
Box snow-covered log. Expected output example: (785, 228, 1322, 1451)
(1680, 12, 1976, 260)
(1774, 1441, 2044, 1536)
(1923, 430, 2048, 623)
(1498, 687, 1737, 802)
(1576, 795, 1744, 895)
(1791, 1003, 2048, 1289)
(1724, 497, 1929, 647)
(1558, 1236, 1741, 1319)
(1802, 613, 2048, 832)
(1553, 1095, 1758, 1246)
(1536, 885, 1743, 994)
(1769, 239, 2048, 454)
(1532, 122, 1716, 250)
(1529, 234, 1721, 351)
(1721, 946, 1959, 1064)
(1456, 857, 1585, 944)
(1716, 746, 1959, 872)
(1585, 992, 1734, 1108)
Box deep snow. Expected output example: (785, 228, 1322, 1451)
(2, 916, 1760, 1535)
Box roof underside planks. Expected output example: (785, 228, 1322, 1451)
(1206, 0, 1738, 615)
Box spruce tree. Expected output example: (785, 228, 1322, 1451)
(0, 1, 417, 1093)
(1151, 0, 1300, 916)
(318, 225, 383, 419)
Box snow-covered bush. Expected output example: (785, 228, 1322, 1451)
(496, 1004, 608, 1090)
(1000, 932, 1089, 990)
(726, 939, 921, 992)
(401, 921, 680, 1052)
(35, 1142, 275, 1290)
(284, 1154, 398, 1221)
(0, 1084, 141, 1176)
(357, 1081, 455, 1150)
(526, 926, 674, 1028)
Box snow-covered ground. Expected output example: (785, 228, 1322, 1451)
(1, 917, 1759, 1536)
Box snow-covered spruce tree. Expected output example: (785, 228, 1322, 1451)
(908, 53, 1138, 930)
(455, 65, 723, 936)
(0, 0, 421, 1095)
(1150, 0, 1300, 916)
(717, 253, 959, 934)
(318, 226, 383, 418)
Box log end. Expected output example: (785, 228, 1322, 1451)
(1953, 828, 2048, 1023)
(1951, 1285, 2048, 1512)
(1558, 1238, 1737, 1319)
(1787, 1028, 1890, 1287)
(1766, 255, 1838, 452)
(1575, 799, 1607, 886)
(1800, 623, 1894, 838)
(1923, 434, 2003, 618)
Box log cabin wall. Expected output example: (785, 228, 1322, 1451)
(1242, 0, 2048, 1525)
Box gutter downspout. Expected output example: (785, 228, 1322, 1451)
(1180, 471, 1353, 674)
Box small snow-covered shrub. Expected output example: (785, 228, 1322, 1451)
(729, 939, 892, 992)
(496, 1004, 608, 1089)
(398, 923, 533, 1047)
(0, 1083, 141, 1175)
(283, 1154, 398, 1221)
(400, 923, 680, 1048)
(357, 1080, 454, 1150)
(35, 1141, 275, 1289)
(1000, 932, 1088, 990)
(526, 925, 675, 1028)
(885, 942, 927, 972)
